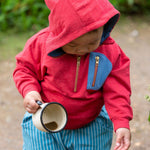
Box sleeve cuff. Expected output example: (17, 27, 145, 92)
(22, 84, 41, 98)
(112, 119, 130, 132)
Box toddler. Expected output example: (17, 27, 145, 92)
(13, 0, 133, 149)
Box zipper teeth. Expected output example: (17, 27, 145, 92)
(92, 56, 99, 87)
(74, 56, 81, 92)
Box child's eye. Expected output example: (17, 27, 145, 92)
(68, 44, 76, 47)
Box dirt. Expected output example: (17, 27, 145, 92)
(0, 17, 150, 150)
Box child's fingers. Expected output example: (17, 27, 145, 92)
(114, 139, 124, 150)
(114, 142, 120, 150)
(114, 129, 122, 150)
(123, 136, 131, 150)
(24, 91, 42, 113)
(114, 137, 122, 150)
(114, 129, 125, 150)
(26, 99, 41, 113)
(30, 99, 40, 109)
(114, 128, 131, 150)
(26, 107, 36, 114)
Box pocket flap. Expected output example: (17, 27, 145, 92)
(87, 52, 112, 90)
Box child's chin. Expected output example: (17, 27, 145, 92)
(76, 52, 87, 56)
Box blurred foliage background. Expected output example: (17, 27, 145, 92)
(0, 0, 150, 32)
(0, 0, 50, 31)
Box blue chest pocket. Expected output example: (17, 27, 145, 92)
(87, 52, 112, 90)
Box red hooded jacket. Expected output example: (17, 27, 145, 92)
(13, 0, 133, 131)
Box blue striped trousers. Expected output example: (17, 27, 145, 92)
(22, 106, 113, 150)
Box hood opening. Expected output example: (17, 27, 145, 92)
(101, 14, 119, 44)
(45, 0, 120, 57)
(48, 48, 65, 57)
(48, 14, 119, 57)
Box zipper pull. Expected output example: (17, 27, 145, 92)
(74, 56, 81, 92)
(92, 56, 99, 87)
(77, 56, 81, 65)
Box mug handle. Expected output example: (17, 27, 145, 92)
(36, 100, 43, 106)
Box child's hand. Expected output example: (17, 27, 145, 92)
(114, 128, 131, 150)
(24, 91, 43, 113)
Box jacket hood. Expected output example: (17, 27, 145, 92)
(45, 0, 120, 57)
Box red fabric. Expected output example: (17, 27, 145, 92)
(44, 0, 119, 53)
(13, 0, 133, 130)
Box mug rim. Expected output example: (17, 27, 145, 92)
(40, 102, 68, 133)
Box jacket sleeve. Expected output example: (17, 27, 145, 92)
(13, 37, 45, 98)
(103, 46, 133, 131)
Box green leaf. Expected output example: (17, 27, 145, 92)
(128, 0, 134, 6)
(148, 112, 150, 122)
(145, 95, 150, 101)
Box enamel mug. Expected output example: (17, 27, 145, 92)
(32, 101, 68, 133)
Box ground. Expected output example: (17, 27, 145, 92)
(0, 16, 150, 150)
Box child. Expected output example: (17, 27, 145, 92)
(13, 0, 133, 149)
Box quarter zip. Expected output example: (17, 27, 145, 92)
(74, 56, 81, 92)
(92, 56, 100, 87)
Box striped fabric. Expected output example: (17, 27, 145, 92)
(22, 106, 113, 150)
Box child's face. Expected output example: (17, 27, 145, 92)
(62, 27, 103, 56)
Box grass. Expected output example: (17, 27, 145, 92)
(0, 30, 36, 61)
